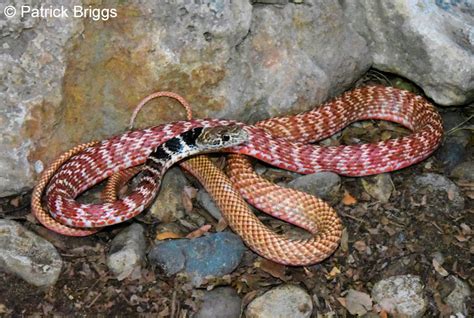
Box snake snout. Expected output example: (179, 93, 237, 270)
(198, 125, 249, 149)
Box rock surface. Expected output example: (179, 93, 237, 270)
(371, 275, 427, 318)
(343, 0, 474, 105)
(107, 223, 146, 281)
(411, 173, 465, 212)
(451, 161, 474, 182)
(0, 0, 82, 196)
(197, 189, 223, 220)
(437, 112, 471, 171)
(287, 172, 341, 203)
(194, 287, 242, 318)
(1, 0, 369, 196)
(443, 276, 471, 316)
(360, 173, 394, 203)
(148, 232, 245, 285)
(0, 220, 62, 287)
(148, 167, 188, 223)
(245, 284, 313, 318)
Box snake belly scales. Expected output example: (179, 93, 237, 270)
(32, 85, 443, 265)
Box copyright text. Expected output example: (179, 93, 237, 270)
(3, 5, 117, 21)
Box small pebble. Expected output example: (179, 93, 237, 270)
(194, 287, 242, 318)
(107, 223, 146, 280)
(148, 232, 245, 286)
(245, 284, 313, 318)
(0, 220, 62, 287)
(371, 275, 427, 318)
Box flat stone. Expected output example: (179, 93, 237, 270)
(107, 223, 146, 280)
(194, 287, 242, 318)
(360, 173, 393, 203)
(443, 275, 471, 316)
(148, 167, 187, 223)
(437, 112, 470, 171)
(371, 275, 427, 318)
(0, 220, 62, 287)
(451, 161, 474, 182)
(197, 189, 222, 220)
(148, 232, 245, 286)
(245, 284, 313, 318)
(411, 173, 465, 212)
(287, 172, 341, 203)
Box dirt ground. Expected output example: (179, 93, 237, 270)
(0, 95, 472, 317)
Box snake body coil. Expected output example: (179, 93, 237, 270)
(33, 85, 444, 265)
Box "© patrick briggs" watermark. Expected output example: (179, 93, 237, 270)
(3, 5, 117, 21)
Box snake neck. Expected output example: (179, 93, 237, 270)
(141, 127, 204, 181)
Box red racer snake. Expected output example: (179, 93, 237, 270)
(31, 85, 443, 265)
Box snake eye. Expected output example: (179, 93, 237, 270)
(222, 135, 230, 142)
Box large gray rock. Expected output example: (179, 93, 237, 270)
(229, 0, 370, 121)
(0, 1, 83, 196)
(343, 0, 474, 105)
(0, 0, 369, 196)
(0, 220, 62, 287)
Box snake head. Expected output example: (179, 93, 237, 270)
(196, 125, 249, 149)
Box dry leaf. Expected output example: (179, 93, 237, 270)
(432, 258, 449, 277)
(258, 259, 288, 280)
(353, 240, 367, 252)
(182, 191, 193, 213)
(155, 232, 182, 240)
(454, 234, 468, 242)
(460, 223, 471, 235)
(340, 228, 349, 252)
(10, 197, 20, 207)
(327, 266, 341, 278)
(360, 174, 393, 203)
(381, 131, 392, 141)
(0, 304, 8, 314)
(383, 225, 397, 236)
(303, 266, 314, 278)
(183, 186, 198, 199)
(342, 191, 357, 205)
(340, 289, 372, 316)
(447, 187, 455, 201)
(215, 218, 228, 232)
(186, 224, 211, 238)
(433, 290, 452, 317)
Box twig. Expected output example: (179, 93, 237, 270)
(446, 114, 473, 135)
(338, 211, 368, 224)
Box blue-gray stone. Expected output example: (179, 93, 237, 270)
(148, 232, 245, 284)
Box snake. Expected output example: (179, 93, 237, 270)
(32, 85, 443, 265)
